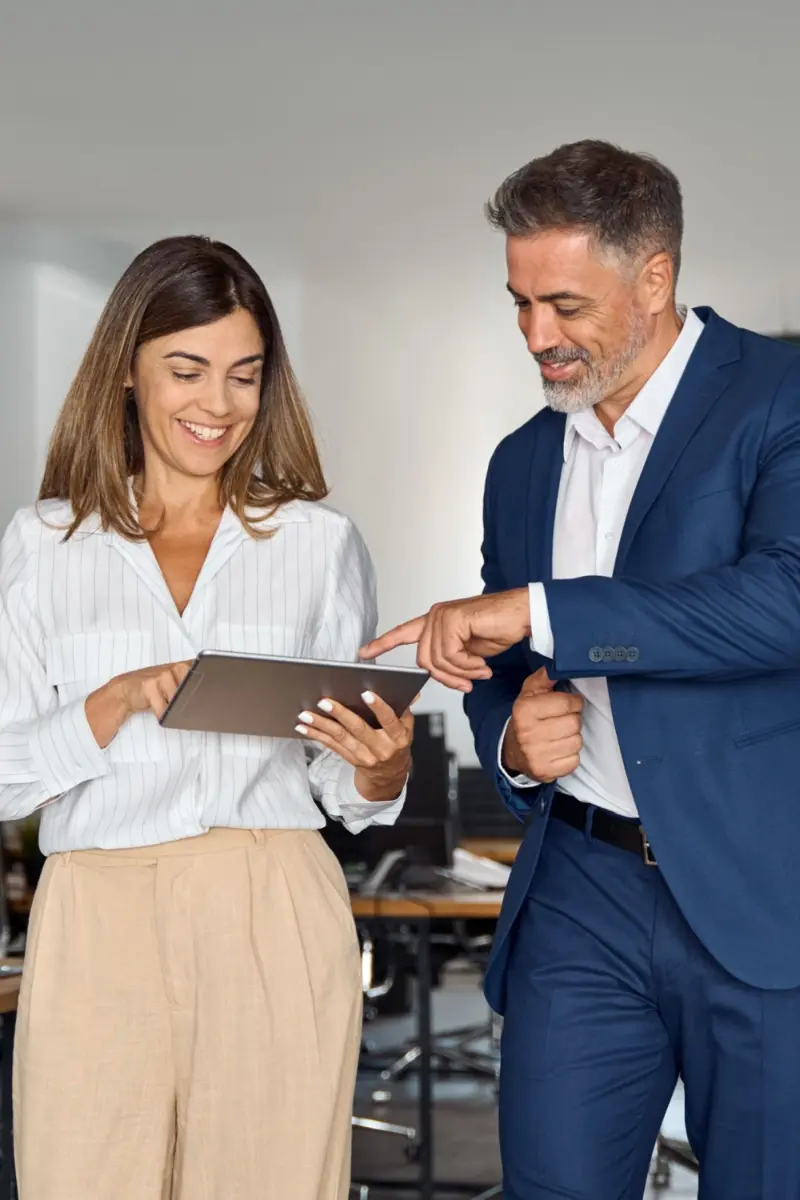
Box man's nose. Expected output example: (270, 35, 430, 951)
(523, 310, 561, 356)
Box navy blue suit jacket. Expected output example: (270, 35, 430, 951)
(464, 308, 800, 1013)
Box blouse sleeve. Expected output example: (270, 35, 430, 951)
(305, 515, 407, 834)
(0, 511, 110, 820)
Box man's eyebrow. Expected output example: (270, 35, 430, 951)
(505, 284, 593, 304)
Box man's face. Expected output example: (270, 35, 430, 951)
(506, 230, 652, 413)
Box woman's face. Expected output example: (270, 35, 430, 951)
(128, 308, 264, 483)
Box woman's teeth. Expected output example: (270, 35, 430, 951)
(179, 420, 228, 442)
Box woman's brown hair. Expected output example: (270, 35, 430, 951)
(38, 235, 328, 539)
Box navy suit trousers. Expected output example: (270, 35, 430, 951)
(499, 814, 800, 1199)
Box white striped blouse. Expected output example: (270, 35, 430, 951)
(0, 497, 405, 853)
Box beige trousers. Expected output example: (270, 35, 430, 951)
(13, 828, 363, 1200)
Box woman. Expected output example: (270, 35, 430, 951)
(0, 236, 415, 1199)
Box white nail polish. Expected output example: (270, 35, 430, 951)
(295, 724, 308, 736)
(298, 711, 314, 724)
(362, 691, 375, 705)
(318, 699, 334, 713)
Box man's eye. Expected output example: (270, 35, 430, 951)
(556, 308, 580, 319)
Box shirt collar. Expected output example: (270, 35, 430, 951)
(563, 307, 705, 459)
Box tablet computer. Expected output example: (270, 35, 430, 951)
(159, 650, 428, 739)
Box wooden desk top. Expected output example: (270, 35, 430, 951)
(351, 890, 505, 920)
(0, 964, 22, 1015)
(459, 838, 521, 864)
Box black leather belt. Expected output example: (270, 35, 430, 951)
(550, 791, 658, 866)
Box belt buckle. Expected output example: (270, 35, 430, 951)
(639, 828, 658, 867)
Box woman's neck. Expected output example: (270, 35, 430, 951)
(134, 466, 223, 532)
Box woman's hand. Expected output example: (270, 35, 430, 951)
(85, 662, 192, 749)
(296, 691, 415, 803)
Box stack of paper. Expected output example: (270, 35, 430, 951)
(447, 847, 512, 890)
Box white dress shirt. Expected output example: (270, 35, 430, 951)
(0, 497, 405, 853)
(501, 308, 705, 817)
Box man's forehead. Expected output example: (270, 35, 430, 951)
(505, 230, 614, 297)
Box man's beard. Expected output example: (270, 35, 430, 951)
(536, 309, 648, 414)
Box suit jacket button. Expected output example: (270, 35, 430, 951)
(626, 647, 640, 662)
(588, 646, 604, 663)
(614, 646, 627, 662)
(602, 646, 615, 662)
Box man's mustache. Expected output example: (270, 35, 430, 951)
(533, 347, 591, 365)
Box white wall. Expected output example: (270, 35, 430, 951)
(33, 263, 112, 477)
(296, 253, 536, 761)
(0, 231, 36, 530)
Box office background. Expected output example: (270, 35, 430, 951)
(2, 0, 799, 765)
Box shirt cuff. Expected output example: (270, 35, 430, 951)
(497, 716, 539, 789)
(28, 697, 111, 799)
(321, 760, 407, 835)
(528, 582, 554, 658)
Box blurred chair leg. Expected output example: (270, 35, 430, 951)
(651, 1134, 673, 1190)
(352, 1115, 416, 1141)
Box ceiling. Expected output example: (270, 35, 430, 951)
(1, 0, 799, 266)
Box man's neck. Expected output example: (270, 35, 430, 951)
(594, 305, 686, 435)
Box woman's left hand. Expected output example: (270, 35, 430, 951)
(296, 692, 415, 802)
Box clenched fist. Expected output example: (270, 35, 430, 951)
(502, 667, 584, 783)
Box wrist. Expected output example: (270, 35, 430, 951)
(84, 678, 131, 749)
(501, 740, 528, 777)
(500, 721, 526, 776)
(509, 587, 532, 639)
(354, 763, 408, 803)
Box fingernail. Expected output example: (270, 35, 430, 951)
(298, 711, 314, 724)
(361, 691, 375, 705)
(318, 699, 334, 713)
(295, 725, 309, 735)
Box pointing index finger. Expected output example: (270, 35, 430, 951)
(360, 616, 427, 660)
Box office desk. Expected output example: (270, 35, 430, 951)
(352, 891, 504, 1200)
(0, 967, 21, 1200)
(458, 838, 520, 865)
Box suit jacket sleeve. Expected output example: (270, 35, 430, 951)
(544, 361, 800, 681)
(464, 446, 549, 821)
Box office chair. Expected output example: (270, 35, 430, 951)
(353, 930, 417, 1148)
(371, 925, 501, 1103)
(651, 1132, 698, 1188)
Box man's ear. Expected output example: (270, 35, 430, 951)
(639, 251, 674, 316)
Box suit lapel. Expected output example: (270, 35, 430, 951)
(526, 407, 566, 582)
(615, 309, 742, 570)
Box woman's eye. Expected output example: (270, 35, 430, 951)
(173, 371, 201, 382)
(232, 376, 258, 387)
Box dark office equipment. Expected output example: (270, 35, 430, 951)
(322, 714, 460, 1015)
(457, 765, 525, 839)
(322, 713, 459, 890)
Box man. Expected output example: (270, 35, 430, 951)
(363, 140, 800, 1199)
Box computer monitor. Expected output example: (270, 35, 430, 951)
(321, 713, 459, 888)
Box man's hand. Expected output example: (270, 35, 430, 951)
(502, 667, 583, 783)
(361, 588, 531, 692)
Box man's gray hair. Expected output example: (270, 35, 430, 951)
(487, 139, 684, 281)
